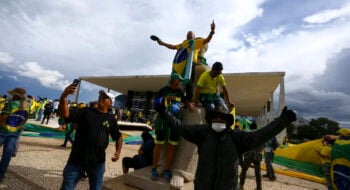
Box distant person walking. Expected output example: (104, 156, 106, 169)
(263, 137, 279, 181)
(239, 122, 263, 190)
(41, 100, 53, 124)
(60, 121, 75, 148)
(53, 99, 60, 117)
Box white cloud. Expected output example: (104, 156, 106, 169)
(17, 62, 69, 90)
(221, 12, 350, 93)
(9, 75, 18, 81)
(1, 1, 350, 122)
(303, 3, 350, 24)
(0, 51, 14, 66)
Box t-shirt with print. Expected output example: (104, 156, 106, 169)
(66, 107, 121, 166)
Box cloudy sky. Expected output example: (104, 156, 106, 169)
(1, 0, 350, 126)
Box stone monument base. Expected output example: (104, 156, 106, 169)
(103, 166, 194, 190)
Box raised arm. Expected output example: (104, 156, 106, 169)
(154, 102, 205, 144)
(58, 84, 77, 118)
(234, 107, 296, 153)
(203, 20, 215, 44)
(157, 39, 177, 50)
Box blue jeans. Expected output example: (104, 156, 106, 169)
(60, 162, 105, 190)
(0, 134, 19, 178)
(264, 151, 275, 178)
(200, 96, 229, 113)
(36, 109, 44, 121)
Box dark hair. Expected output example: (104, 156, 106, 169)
(141, 131, 153, 142)
(323, 135, 336, 145)
(250, 122, 257, 130)
(212, 62, 223, 71)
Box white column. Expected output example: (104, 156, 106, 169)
(269, 93, 274, 123)
(276, 76, 286, 143)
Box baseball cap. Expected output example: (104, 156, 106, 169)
(205, 110, 234, 127)
(99, 90, 112, 100)
(170, 73, 184, 81)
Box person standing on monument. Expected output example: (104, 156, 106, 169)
(151, 21, 215, 101)
(194, 61, 234, 113)
(151, 73, 195, 181)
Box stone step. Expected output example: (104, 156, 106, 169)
(103, 167, 194, 190)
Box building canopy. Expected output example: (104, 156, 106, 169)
(80, 72, 284, 117)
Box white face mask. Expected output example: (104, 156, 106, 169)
(211, 123, 227, 133)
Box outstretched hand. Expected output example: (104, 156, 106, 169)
(61, 84, 77, 99)
(210, 20, 215, 32)
(280, 106, 297, 123)
(150, 35, 160, 42)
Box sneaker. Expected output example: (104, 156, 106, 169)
(262, 174, 270, 178)
(269, 176, 276, 181)
(163, 170, 172, 181)
(151, 168, 158, 180)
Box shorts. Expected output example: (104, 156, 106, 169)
(122, 156, 142, 170)
(154, 117, 179, 145)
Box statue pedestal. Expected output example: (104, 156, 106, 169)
(103, 166, 194, 190)
(103, 108, 206, 190)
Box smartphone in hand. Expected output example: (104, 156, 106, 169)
(72, 79, 81, 86)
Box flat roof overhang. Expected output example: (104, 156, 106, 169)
(80, 72, 285, 116)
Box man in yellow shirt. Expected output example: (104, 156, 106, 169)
(194, 62, 234, 113)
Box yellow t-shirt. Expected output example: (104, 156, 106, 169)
(197, 71, 226, 94)
(176, 38, 204, 64)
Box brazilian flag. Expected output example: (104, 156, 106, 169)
(172, 39, 194, 84)
(331, 138, 350, 190)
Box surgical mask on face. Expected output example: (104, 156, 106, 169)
(211, 123, 227, 133)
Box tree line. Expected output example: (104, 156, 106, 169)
(286, 117, 340, 144)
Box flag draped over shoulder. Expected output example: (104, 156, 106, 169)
(172, 39, 194, 84)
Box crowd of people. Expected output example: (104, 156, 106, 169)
(2, 20, 343, 190)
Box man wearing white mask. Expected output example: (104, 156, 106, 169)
(154, 101, 297, 190)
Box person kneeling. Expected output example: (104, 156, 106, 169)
(122, 131, 155, 174)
